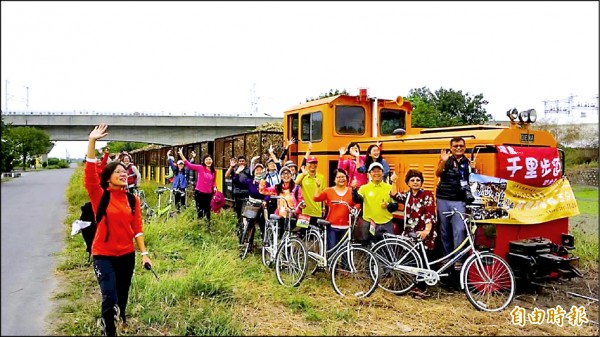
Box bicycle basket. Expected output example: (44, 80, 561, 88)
(242, 200, 263, 219)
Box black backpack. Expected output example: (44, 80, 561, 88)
(79, 189, 137, 262)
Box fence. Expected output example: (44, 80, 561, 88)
(566, 168, 599, 186)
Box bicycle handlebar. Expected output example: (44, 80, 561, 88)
(154, 186, 172, 193)
(270, 195, 305, 213)
(331, 200, 360, 216)
(247, 196, 264, 204)
(442, 207, 468, 220)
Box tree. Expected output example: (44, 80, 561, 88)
(407, 87, 491, 127)
(305, 88, 349, 103)
(5, 126, 53, 170)
(105, 141, 147, 155)
(1, 117, 15, 172)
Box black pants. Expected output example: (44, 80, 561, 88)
(234, 194, 249, 225)
(247, 207, 266, 246)
(194, 190, 213, 221)
(174, 188, 186, 211)
(93, 253, 135, 335)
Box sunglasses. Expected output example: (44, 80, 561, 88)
(452, 145, 465, 148)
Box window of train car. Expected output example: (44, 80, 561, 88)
(380, 108, 406, 135)
(335, 106, 365, 135)
(300, 111, 322, 142)
(289, 114, 299, 140)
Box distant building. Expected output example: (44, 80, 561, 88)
(541, 94, 599, 125)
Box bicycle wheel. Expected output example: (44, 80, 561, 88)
(275, 237, 308, 287)
(304, 229, 323, 275)
(239, 218, 251, 260)
(330, 246, 380, 298)
(261, 224, 276, 267)
(371, 238, 422, 294)
(463, 253, 515, 312)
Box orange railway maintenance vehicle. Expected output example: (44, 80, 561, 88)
(280, 88, 581, 286)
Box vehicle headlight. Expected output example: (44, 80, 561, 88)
(506, 108, 519, 121)
(527, 109, 537, 123)
(518, 109, 529, 123)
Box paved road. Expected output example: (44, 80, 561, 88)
(1, 167, 74, 336)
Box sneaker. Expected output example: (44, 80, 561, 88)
(99, 317, 117, 336)
(454, 261, 463, 271)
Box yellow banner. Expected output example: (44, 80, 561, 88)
(470, 174, 580, 224)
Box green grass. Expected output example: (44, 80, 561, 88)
(569, 184, 599, 269)
(571, 184, 598, 216)
(52, 167, 247, 335)
(50, 166, 600, 336)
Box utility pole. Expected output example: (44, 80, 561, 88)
(250, 83, 259, 115)
(25, 86, 29, 112)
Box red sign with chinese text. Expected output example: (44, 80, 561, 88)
(495, 146, 562, 187)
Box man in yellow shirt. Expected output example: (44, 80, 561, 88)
(295, 156, 325, 228)
(351, 162, 395, 246)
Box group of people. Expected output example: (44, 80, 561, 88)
(83, 122, 474, 335)
(94, 146, 141, 194)
(226, 136, 474, 299)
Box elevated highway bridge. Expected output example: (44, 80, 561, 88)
(2, 111, 281, 145)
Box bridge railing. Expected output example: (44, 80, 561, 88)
(2, 110, 266, 117)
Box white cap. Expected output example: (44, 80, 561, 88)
(279, 166, 292, 177)
(368, 162, 384, 172)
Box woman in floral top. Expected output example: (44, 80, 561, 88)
(390, 169, 437, 298)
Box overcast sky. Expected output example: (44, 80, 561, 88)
(2, 1, 598, 158)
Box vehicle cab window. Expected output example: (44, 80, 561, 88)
(380, 108, 406, 135)
(301, 111, 323, 142)
(335, 105, 365, 135)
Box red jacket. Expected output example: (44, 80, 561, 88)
(85, 159, 143, 256)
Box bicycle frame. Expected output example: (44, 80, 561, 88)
(263, 195, 304, 252)
(270, 196, 304, 249)
(263, 214, 280, 260)
(147, 186, 174, 218)
(379, 208, 482, 288)
(271, 196, 308, 287)
(307, 201, 361, 272)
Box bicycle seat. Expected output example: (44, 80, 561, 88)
(269, 214, 281, 221)
(316, 219, 330, 229)
(155, 188, 168, 194)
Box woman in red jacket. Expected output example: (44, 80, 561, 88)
(85, 123, 152, 336)
(313, 168, 357, 250)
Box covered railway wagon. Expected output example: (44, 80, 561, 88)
(129, 130, 283, 203)
(280, 89, 580, 286)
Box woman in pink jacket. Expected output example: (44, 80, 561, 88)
(178, 148, 217, 223)
(338, 142, 368, 188)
